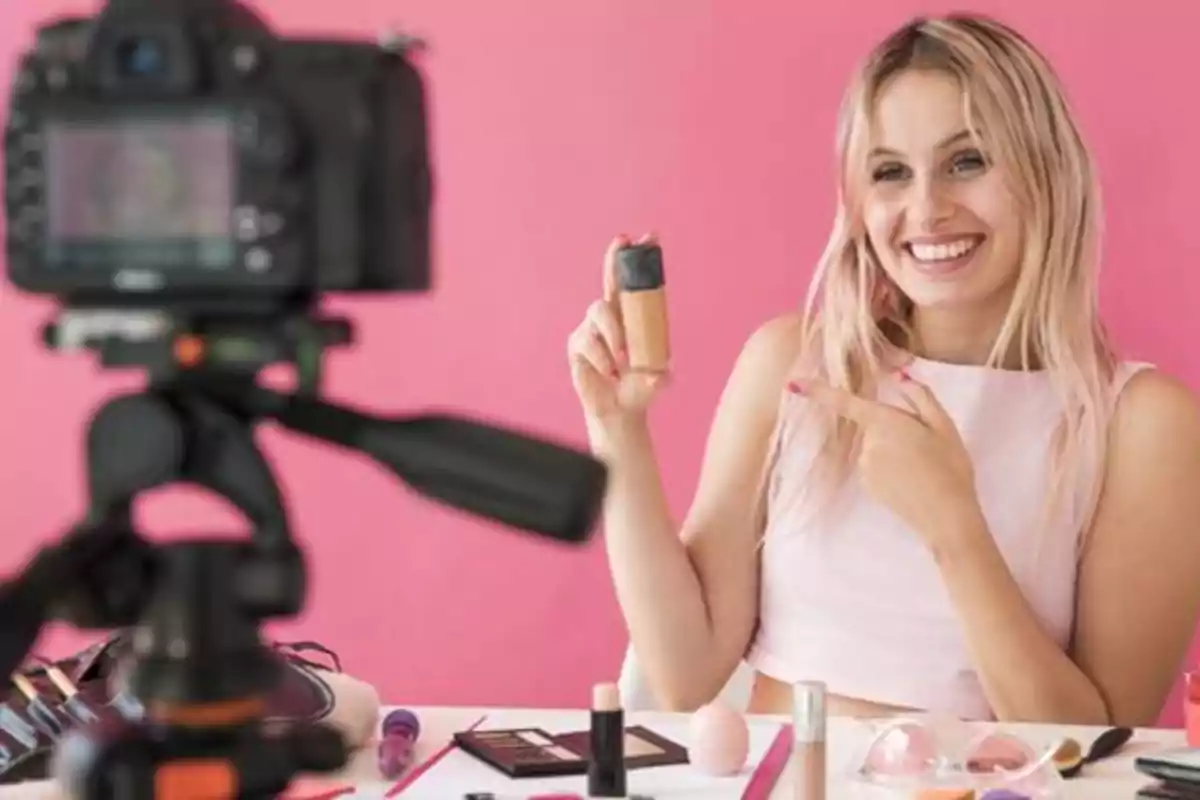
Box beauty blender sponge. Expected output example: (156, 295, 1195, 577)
(688, 700, 750, 776)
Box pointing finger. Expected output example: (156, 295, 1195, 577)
(795, 379, 889, 427)
(896, 371, 956, 436)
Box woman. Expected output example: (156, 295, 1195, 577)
(566, 13, 1200, 726)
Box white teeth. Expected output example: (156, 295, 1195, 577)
(908, 238, 979, 262)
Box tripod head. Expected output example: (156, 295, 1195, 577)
(0, 307, 609, 799)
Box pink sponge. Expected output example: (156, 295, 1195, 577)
(688, 700, 750, 776)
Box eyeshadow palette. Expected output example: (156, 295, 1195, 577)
(453, 725, 689, 778)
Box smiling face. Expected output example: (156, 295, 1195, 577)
(860, 69, 1023, 315)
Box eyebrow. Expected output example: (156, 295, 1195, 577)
(868, 129, 975, 159)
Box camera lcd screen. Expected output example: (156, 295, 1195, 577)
(42, 112, 236, 271)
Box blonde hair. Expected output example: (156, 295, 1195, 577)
(761, 13, 1118, 546)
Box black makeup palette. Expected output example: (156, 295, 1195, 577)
(454, 725, 689, 778)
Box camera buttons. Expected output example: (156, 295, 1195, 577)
(10, 206, 42, 240)
(233, 207, 285, 243)
(8, 172, 41, 211)
(235, 109, 294, 167)
(245, 247, 272, 274)
(230, 45, 260, 75)
(259, 213, 284, 237)
(14, 68, 39, 95)
(234, 206, 260, 242)
(16, 131, 41, 155)
(45, 66, 69, 91)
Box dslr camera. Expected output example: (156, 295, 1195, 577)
(0, 4, 608, 798)
(4, 0, 431, 366)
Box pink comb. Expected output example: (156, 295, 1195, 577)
(741, 723, 792, 800)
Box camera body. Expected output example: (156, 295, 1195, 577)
(3, 0, 432, 314)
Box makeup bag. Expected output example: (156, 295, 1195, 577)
(0, 630, 381, 785)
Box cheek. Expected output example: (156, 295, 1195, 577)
(959, 179, 1020, 238)
(862, 198, 901, 254)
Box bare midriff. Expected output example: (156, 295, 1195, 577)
(747, 670, 919, 718)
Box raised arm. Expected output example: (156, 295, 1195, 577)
(570, 274, 800, 709)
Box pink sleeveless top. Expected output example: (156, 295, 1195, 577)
(745, 356, 1152, 720)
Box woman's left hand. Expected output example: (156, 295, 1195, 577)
(795, 371, 984, 555)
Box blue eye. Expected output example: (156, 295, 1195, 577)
(871, 163, 909, 182)
(951, 149, 988, 174)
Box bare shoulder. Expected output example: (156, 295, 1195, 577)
(743, 311, 805, 358)
(1111, 368, 1200, 455)
(1093, 366, 1200, 549)
(730, 312, 806, 399)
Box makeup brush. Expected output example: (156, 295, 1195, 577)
(1054, 726, 1133, 778)
(10, 674, 67, 737)
(44, 665, 99, 726)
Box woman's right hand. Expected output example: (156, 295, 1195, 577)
(567, 233, 669, 426)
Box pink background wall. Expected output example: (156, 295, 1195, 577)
(2, 0, 1199, 725)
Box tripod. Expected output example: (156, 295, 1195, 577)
(0, 310, 608, 800)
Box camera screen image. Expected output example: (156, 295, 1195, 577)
(42, 113, 236, 271)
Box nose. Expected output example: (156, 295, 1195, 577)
(908, 175, 954, 231)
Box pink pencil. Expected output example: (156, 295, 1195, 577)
(385, 713, 489, 797)
(741, 723, 793, 800)
(285, 787, 356, 800)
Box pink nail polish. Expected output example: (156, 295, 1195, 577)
(898, 369, 912, 382)
(787, 380, 806, 395)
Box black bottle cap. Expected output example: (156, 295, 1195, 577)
(616, 244, 664, 291)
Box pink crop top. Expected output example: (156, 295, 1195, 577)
(745, 356, 1152, 720)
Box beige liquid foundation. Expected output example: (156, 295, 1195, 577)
(616, 243, 669, 374)
(791, 680, 827, 800)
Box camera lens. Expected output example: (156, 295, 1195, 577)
(116, 37, 165, 78)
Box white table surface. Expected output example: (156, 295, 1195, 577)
(0, 705, 1188, 798)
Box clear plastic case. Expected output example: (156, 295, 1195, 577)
(841, 714, 1066, 799)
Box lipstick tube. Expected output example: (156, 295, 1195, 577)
(587, 682, 626, 797)
(616, 244, 669, 374)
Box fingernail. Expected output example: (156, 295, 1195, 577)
(898, 368, 912, 382)
(787, 380, 807, 395)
